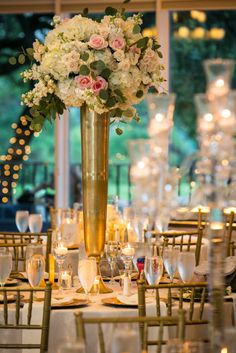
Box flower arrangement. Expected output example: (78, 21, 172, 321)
(20, 6, 164, 132)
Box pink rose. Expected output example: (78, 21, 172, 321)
(92, 76, 108, 95)
(88, 34, 108, 50)
(75, 75, 92, 89)
(109, 36, 125, 51)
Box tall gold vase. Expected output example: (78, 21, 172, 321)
(80, 104, 112, 293)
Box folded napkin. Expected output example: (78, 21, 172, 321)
(51, 296, 75, 305)
(116, 293, 154, 305)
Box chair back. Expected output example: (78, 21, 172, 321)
(145, 228, 204, 266)
(0, 229, 52, 272)
(74, 310, 186, 353)
(0, 282, 52, 353)
(138, 280, 208, 326)
(162, 228, 204, 266)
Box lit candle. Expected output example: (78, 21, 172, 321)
(59, 271, 72, 289)
(221, 348, 228, 353)
(55, 244, 68, 256)
(210, 221, 224, 230)
(224, 207, 236, 215)
(49, 254, 55, 284)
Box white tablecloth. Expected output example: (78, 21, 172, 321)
(0, 283, 235, 353)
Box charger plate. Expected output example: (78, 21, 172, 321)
(101, 297, 137, 308)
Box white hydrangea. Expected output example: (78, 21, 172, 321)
(21, 11, 164, 122)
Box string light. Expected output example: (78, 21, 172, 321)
(16, 128, 22, 134)
(8, 148, 14, 154)
(16, 149, 23, 155)
(23, 155, 29, 161)
(10, 137, 16, 144)
(13, 165, 20, 171)
(19, 139, 25, 145)
(11, 123, 17, 129)
(4, 165, 10, 170)
(2, 188, 8, 194)
(24, 130, 31, 136)
(2, 181, 8, 186)
(2, 197, 8, 203)
(13, 174, 19, 180)
(6, 155, 12, 161)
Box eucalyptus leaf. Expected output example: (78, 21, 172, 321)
(18, 54, 26, 64)
(133, 24, 141, 34)
(82, 7, 89, 16)
(115, 127, 123, 135)
(9, 57, 17, 65)
(90, 60, 106, 71)
(79, 65, 90, 75)
(106, 96, 116, 108)
(136, 37, 149, 49)
(80, 52, 89, 61)
(123, 0, 130, 3)
(136, 90, 144, 98)
(105, 7, 118, 16)
(157, 51, 163, 58)
(26, 48, 34, 56)
(99, 89, 109, 101)
(100, 68, 111, 79)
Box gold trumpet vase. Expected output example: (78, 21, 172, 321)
(80, 103, 112, 293)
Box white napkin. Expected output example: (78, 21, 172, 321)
(116, 293, 155, 305)
(51, 296, 75, 305)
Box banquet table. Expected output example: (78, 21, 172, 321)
(0, 281, 235, 353)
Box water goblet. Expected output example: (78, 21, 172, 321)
(26, 254, 45, 287)
(163, 247, 180, 282)
(105, 241, 119, 285)
(144, 255, 163, 285)
(0, 249, 12, 287)
(177, 252, 195, 283)
(15, 210, 29, 232)
(78, 258, 97, 301)
(29, 214, 43, 233)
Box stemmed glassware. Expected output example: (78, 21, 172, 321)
(163, 247, 180, 283)
(105, 241, 119, 285)
(26, 254, 45, 287)
(78, 258, 97, 301)
(121, 243, 135, 273)
(15, 210, 29, 232)
(0, 249, 12, 287)
(177, 252, 195, 283)
(144, 255, 163, 285)
(29, 214, 43, 233)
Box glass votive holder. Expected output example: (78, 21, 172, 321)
(58, 270, 72, 290)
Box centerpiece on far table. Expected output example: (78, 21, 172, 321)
(20, 6, 164, 292)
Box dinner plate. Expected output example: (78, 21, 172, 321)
(51, 298, 88, 309)
(101, 297, 137, 308)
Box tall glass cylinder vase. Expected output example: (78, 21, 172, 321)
(80, 103, 112, 293)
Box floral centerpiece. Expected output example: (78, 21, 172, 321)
(21, 7, 164, 132)
(18, 6, 165, 292)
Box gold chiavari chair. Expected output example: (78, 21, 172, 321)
(0, 229, 52, 272)
(145, 228, 204, 266)
(0, 282, 52, 353)
(138, 281, 209, 329)
(225, 211, 235, 257)
(74, 309, 186, 353)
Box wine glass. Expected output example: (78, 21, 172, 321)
(144, 256, 163, 285)
(163, 247, 180, 282)
(0, 249, 12, 287)
(78, 258, 97, 301)
(26, 243, 44, 262)
(105, 241, 119, 285)
(15, 210, 29, 232)
(29, 214, 43, 233)
(177, 252, 195, 283)
(26, 254, 45, 287)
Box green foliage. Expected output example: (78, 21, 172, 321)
(79, 65, 90, 75)
(105, 7, 118, 16)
